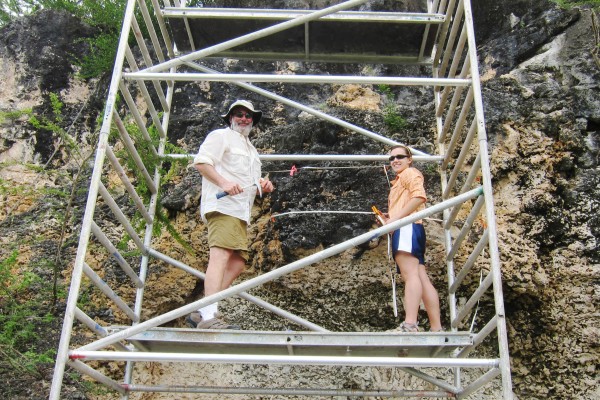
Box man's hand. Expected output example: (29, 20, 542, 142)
(221, 181, 244, 196)
(259, 178, 274, 194)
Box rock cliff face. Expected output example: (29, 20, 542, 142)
(0, 1, 598, 399)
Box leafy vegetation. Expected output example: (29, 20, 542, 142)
(0, 92, 96, 395)
(0, 0, 129, 78)
(378, 84, 408, 132)
(0, 249, 56, 380)
(110, 115, 195, 254)
(550, 0, 600, 9)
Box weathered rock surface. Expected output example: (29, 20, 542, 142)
(0, 1, 598, 399)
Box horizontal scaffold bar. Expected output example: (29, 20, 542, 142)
(123, 72, 472, 86)
(166, 154, 444, 162)
(163, 8, 446, 24)
(125, 384, 455, 397)
(70, 351, 499, 368)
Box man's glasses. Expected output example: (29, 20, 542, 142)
(233, 111, 253, 119)
(389, 154, 410, 161)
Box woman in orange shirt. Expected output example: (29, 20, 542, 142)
(384, 145, 442, 332)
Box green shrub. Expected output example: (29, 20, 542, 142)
(378, 84, 408, 132)
(0, 250, 56, 378)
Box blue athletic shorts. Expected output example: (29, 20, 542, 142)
(391, 223, 426, 268)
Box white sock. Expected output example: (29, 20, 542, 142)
(199, 302, 218, 320)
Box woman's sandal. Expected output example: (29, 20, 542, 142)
(398, 321, 419, 332)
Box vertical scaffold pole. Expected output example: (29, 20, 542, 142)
(48, 1, 139, 399)
(462, 0, 514, 398)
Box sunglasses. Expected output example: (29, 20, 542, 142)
(233, 111, 253, 119)
(389, 154, 410, 161)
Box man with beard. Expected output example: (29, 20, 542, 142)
(188, 100, 274, 329)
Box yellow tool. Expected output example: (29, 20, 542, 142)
(371, 205, 386, 225)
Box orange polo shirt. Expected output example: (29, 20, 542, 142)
(388, 167, 427, 223)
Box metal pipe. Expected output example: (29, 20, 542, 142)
(126, 384, 455, 397)
(449, 230, 489, 294)
(451, 271, 493, 329)
(417, 0, 438, 61)
(125, 45, 169, 127)
(141, 0, 371, 73)
(432, 0, 458, 67)
(463, 0, 514, 396)
(457, 315, 497, 358)
(148, 248, 329, 332)
(112, 112, 157, 194)
(438, 77, 470, 141)
(136, 0, 166, 63)
(125, 72, 472, 87)
(129, 19, 167, 137)
(49, 2, 139, 398)
(399, 366, 459, 393)
(98, 182, 145, 251)
(70, 350, 499, 368)
(434, 79, 461, 390)
(90, 221, 143, 288)
(459, 367, 502, 398)
(445, 24, 468, 80)
(437, 56, 469, 119)
(445, 87, 474, 158)
(163, 8, 445, 24)
(445, 152, 480, 225)
(74, 307, 109, 337)
(82, 263, 138, 322)
(437, 0, 464, 79)
(168, 153, 442, 162)
(67, 360, 127, 395)
(183, 61, 430, 153)
(446, 194, 485, 260)
(443, 118, 476, 189)
(74, 308, 130, 352)
(118, 81, 159, 157)
(149, 0, 175, 59)
(105, 146, 152, 224)
(125, 56, 179, 395)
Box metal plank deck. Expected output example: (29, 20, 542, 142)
(164, 8, 444, 63)
(109, 327, 473, 358)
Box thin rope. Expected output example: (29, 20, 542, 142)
(264, 165, 389, 174)
(469, 268, 484, 333)
(271, 210, 374, 219)
(270, 210, 444, 223)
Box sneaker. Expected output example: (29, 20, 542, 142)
(185, 312, 203, 328)
(195, 313, 240, 330)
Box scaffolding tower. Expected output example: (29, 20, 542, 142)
(50, 0, 513, 398)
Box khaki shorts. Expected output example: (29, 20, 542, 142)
(205, 212, 249, 261)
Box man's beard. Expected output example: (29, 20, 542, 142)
(231, 120, 252, 137)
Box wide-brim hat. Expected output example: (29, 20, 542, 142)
(221, 100, 262, 126)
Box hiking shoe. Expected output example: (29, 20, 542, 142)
(185, 312, 203, 328)
(195, 313, 240, 330)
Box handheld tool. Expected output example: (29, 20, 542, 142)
(216, 178, 262, 199)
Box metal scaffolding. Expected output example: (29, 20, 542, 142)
(50, 0, 513, 398)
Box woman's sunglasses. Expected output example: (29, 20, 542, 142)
(389, 154, 410, 161)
